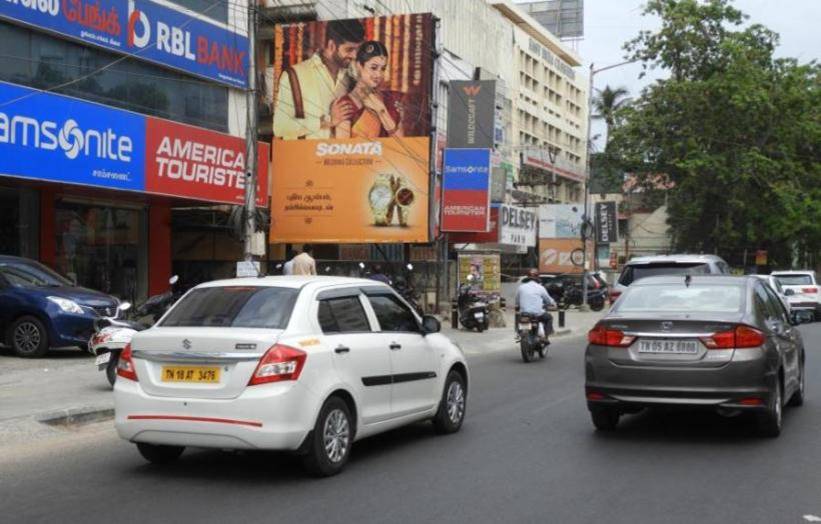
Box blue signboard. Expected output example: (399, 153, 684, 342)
(0, 82, 146, 191)
(0, 0, 248, 88)
(442, 148, 492, 232)
(442, 148, 492, 190)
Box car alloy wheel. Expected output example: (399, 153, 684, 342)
(323, 409, 350, 464)
(14, 321, 41, 355)
(446, 380, 466, 425)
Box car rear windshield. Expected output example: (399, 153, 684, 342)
(617, 284, 744, 313)
(773, 274, 813, 286)
(618, 263, 709, 286)
(161, 286, 298, 328)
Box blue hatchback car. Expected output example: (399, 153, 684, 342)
(0, 255, 119, 357)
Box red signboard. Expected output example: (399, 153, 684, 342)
(448, 207, 499, 244)
(145, 118, 269, 207)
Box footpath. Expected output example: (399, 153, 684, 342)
(0, 309, 604, 444)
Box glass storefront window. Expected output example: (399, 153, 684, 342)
(0, 187, 38, 259)
(54, 201, 146, 303)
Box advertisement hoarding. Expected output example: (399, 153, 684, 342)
(270, 137, 429, 243)
(594, 201, 618, 243)
(0, 81, 267, 206)
(446, 80, 496, 149)
(538, 204, 585, 239)
(441, 148, 491, 232)
(499, 205, 537, 248)
(0, 0, 248, 88)
(539, 238, 585, 274)
(448, 206, 499, 244)
(457, 253, 501, 293)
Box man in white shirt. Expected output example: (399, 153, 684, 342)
(273, 19, 365, 140)
(515, 268, 557, 339)
(292, 245, 317, 276)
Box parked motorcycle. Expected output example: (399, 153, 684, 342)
(549, 279, 606, 311)
(394, 264, 423, 314)
(88, 275, 180, 386)
(458, 276, 489, 332)
(517, 312, 550, 363)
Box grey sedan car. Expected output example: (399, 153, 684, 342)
(585, 275, 805, 437)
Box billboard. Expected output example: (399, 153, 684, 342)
(272, 14, 434, 140)
(539, 238, 585, 274)
(441, 148, 491, 232)
(0, 0, 248, 88)
(538, 204, 584, 238)
(457, 253, 501, 294)
(0, 81, 267, 206)
(446, 80, 496, 149)
(499, 205, 537, 248)
(269, 14, 434, 243)
(270, 137, 429, 243)
(594, 201, 618, 243)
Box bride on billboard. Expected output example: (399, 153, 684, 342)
(333, 41, 404, 139)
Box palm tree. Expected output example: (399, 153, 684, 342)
(592, 85, 630, 152)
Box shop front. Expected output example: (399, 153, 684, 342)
(0, 81, 269, 303)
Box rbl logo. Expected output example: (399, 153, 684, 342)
(127, 0, 151, 48)
(462, 85, 482, 97)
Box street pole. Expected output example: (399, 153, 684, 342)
(242, 2, 258, 263)
(580, 59, 638, 311)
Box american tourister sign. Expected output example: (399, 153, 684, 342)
(0, 81, 268, 205)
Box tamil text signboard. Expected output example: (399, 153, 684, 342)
(441, 148, 491, 232)
(0, 0, 248, 88)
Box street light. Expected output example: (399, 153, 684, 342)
(580, 59, 639, 311)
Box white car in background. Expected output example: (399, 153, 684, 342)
(114, 276, 468, 477)
(771, 271, 821, 321)
(752, 274, 792, 314)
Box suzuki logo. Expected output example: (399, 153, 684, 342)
(661, 322, 673, 331)
(182, 339, 192, 350)
(462, 85, 481, 97)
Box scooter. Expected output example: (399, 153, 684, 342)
(458, 276, 489, 332)
(88, 275, 180, 386)
(517, 311, 551, 363)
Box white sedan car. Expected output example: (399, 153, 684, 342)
(114, 276, 468, 476)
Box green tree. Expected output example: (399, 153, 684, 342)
(592, 85, 630, 152)
(611, 0, 820, 268)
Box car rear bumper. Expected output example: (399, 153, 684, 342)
(114, 378, 321, 451)
(585, 346, 776, 410)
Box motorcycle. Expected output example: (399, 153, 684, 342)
(458, 276, 489, 332)
(549, 279, 606, 311)
(88, 275, 180, 386)
(394, 263, 423, 315)
(517, 312, 551, 363)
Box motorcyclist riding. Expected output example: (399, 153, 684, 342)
(515, 268, 557, 341)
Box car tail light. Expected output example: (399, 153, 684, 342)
(248, 344, 307, 386)
(802, 287, 818, 294)
(588, 324, 636, 347)
(700, 325, 765, 349)
(586, 391, 606, 401)
(739, 397, 764, 406)
(609, 290, 622, 302)
(117, 343, 138, 381)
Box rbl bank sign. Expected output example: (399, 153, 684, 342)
(0, 81, 268, 206)
(0, 0, 248, 88)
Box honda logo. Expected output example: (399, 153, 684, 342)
(182, 339, 192, 350)
(661, 322, 673, 331)
(462, 85, 481, 97)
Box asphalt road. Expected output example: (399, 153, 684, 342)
(2, 324, 821, 524)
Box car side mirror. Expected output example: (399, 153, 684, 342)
(784, 289, 795, 296)
(421, 315, 440, 334)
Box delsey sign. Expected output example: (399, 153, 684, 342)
(499, 205, 537, 248)
(447, 80, 496, 149)
(0, 0, 248, 88)
(0, 81, 268, 205)
(595, 201, 619, 243)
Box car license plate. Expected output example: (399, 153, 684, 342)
(95, 352, 111, 366)
(161, 366, 220, 383)
(637, 339, 698, 354)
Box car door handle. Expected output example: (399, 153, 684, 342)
(389, 342, 402, 350)
(334, 345, 350, 354)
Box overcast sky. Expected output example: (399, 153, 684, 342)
(567, 0, 821, 147)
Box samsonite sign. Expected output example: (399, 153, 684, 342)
(0, 0, 248, 88)
(0, 81, 267, 205)
(499, 205, 537, 248)
(441, 148, 491, 232)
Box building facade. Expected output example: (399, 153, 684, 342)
(0, 0, 260, 302)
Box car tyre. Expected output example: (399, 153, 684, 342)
(136, 443, 184, 464)
(433, 370, 467, 434)
(9, 316, 49, 358)
(757, 381, 783, 438)
(302, 397, 353, 477)
(590, 406, 619, 431)
(787, 359, 805, 407)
